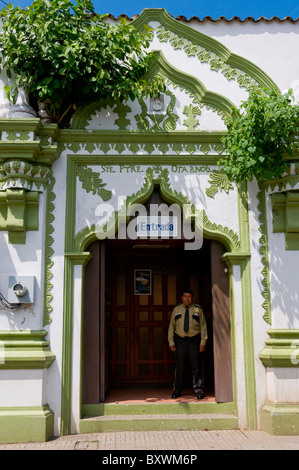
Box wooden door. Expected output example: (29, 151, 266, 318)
(83, 238, 233, 402)
(82, 241, 105, 403)
(133, 256, 178, 383)
(211, 240, 233, 402)
(105, 245, 179, 387)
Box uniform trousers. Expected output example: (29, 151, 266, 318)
(173, 333, 204, 395)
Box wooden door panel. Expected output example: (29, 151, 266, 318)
(211, 240, 233, 402)
(105, 252, 131, 384)
(84, 238, 232, 401)
(83, 241, 100, 403)
(106, 248, 177, 386)
(83, 240, 106, 403)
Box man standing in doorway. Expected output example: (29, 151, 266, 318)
(168, 289, 207, 399)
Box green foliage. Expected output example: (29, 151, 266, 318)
(219, 86, 299, 182)
(0, 0, 165, 127)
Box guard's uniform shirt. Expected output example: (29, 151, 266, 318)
(168, 303, 208, 347)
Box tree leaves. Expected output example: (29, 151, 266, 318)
(0, 0, 165, 127)
(219, 86, 299, 182)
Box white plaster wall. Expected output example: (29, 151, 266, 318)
(0, 370, 46, 407)
(1, 18, 299, 108)
(42, 152, 68, 436)
(267, 368, 299, 403)
(185, 21, 299, 92)
(0, 191, 46, 331)
(80, 84, 228, 132)
(232, 264, 247, 428)
(71, 264, 85, 434)
(149, 23, 249, 108)
(1, 14, 299, 433)
(247, 182, 269, 426)
(261, 183, 299, 405)
(74, 163, 240, 240)
(266, 188, 299, 329)
(169, 169, 240, 234)
(75, 165, 148, 236)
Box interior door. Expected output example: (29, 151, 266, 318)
(211, 240, 233, 402)
(133, 255, 178, 383)
(105, 245, 179, 387)
(82, 240, 101, 403)
(83, 238, 232, 402)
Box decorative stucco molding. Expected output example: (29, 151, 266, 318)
(71, 50, 236, 131)
(76, 165, 112, 201)
(74, 165, 241, 253)
(132, 9, 279, 91)
(0, 120, 59, 243)
(259, 329, 299, 367)
(257, 186, 272, 324)
(0, 329, 55, 369)
(43, 177, 56, 326)
(205, 170, 234, 198)
(0, 188, 39, 244)
(272, 189, 299, 250)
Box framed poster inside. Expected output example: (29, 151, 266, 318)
(134, 269, 151, 295)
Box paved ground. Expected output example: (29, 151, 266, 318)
(1, 430, 299, 450)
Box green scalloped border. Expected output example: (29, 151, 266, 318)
(255, 170, 299, 326)
(74, 163, 240, 252)
(43, 176, 56, 326)
(146, 51, 236, 119)
(71, 98, 118, 130)
(132, 9, 279, 91)
(60, 154, 259, 435)
(71, 50, 237, 130)
(0, 160, 52, 191)
(257, 184, 272, 324)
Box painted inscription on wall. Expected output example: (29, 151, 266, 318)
(99, 164, 212, 174)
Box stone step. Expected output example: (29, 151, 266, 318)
(79, 413, 239, 433)
(82, 401, 235, 416)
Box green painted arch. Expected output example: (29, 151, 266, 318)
(71, 98, 117, 129)
(71, 50, 237, 129)
(132, 9, 279, 91)
(147, 50, 237, 119)
(75, 167, 240, 253)
(71, 8, 278, 129)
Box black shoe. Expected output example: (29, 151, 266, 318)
(172, 392, 181, 398)
(197, 392, 204, 399)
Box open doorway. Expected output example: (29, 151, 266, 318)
(82, 180, 232, 405)
(104, 239, 214, 393)
(82, 236, 233, 404)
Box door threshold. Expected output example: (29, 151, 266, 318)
(105, 387, 215, 404)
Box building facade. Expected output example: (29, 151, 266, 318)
(1, 9, 299, 442)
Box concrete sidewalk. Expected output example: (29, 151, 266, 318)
(1, 430, 299, 450)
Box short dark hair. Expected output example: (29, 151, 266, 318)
(182, 289, 193, 297)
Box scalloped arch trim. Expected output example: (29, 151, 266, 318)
(75, 166, 240, 252)
(132, 9, 278, 91)
(71, 50, 237, 129)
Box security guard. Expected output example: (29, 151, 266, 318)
(168, 289, 207, 399)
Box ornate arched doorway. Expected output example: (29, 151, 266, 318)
(82, 188, 233, 404)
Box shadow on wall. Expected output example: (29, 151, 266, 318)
(0, 232, 41, 330)
(270, 230, 299, 327)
